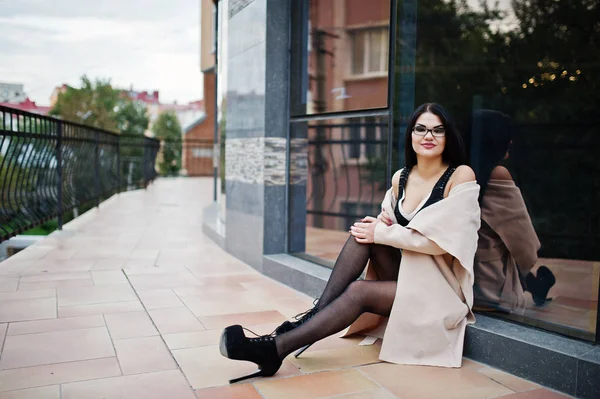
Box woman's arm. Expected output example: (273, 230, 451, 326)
(366, 165, 477, 254)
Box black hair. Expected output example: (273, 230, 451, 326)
(468, 109, 513, 202)
(404, 103, 468, 169)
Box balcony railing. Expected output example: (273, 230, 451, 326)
(0, 105, 160, 242)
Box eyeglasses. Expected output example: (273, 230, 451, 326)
(412, 125, 446, 137)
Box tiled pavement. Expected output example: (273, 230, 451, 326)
(0, 178, 573, 398)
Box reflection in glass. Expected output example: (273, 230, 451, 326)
(292, 0, 391, 115)
(472, 109, 556, 315)
(399, 0, 599, 340)
(288, 116, 390, 265)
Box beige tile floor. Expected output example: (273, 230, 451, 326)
(0, 178, 574, 398)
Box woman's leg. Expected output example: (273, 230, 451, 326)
(315, 236, 401, 311)
(275, 280, 397, 358)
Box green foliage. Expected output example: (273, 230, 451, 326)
(152, 111, 182, 176)
(50, 75, 150, 135)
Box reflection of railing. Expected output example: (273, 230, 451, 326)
(307, 120, 389, 230)
(0, 106, 160, 242)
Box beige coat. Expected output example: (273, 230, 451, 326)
(341, 177, 481, 368)
(474, 180, 540, 314)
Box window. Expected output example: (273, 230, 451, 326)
(350, 28, 389, 75)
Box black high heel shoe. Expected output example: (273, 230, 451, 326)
(219, 325, 282, 383)
(526, 266, 556, 307)
(274, 299, 319, 357)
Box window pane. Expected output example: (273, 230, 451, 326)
(291, 0, 391, 115)
(351, 31, 366, 75)
(398, 0, 600, 340)
(368, 30, 383, 72)
(288, 115, 390, 266)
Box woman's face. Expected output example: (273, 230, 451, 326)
(412, 112, 446, 161)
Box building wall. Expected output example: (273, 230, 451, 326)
(201, 0, 216, 71)
(183, 73, 215, 176)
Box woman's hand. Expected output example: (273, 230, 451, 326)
(377, 209, 393, 226)
(350, 216, 380, 244)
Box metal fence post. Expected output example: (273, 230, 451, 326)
(56, 120, 63, 230)
(94, 131, 100, 207)
(116, 136, 121, 193)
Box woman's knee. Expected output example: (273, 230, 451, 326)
(344, 280, 369, 303)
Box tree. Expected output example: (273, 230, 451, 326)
(115, 100, 150, 136)
(152, 111, 182, 176)
(50, 76, 120, 131)
(50, 75, 150, 135)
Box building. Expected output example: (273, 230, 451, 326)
(179, 0, 218, 177)
(0, 97, 51, 115)
(201, 1, 600, 396)
(0, 83, 27, 104)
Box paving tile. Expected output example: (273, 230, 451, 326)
(494, 388, 573, 398)
(57, 285, 136, 306)
(0, 298, 56, 323)
(308, 335, 366, 352)
(19, 272, 90, 283)
(0, 290, 55, 302)
(7, 315, 105, 335)
(0, 279, 18, 293)
(163, 329, 222, 350)
(91, 271, 129, 285)
(0, 327, 114, 369)
(198, 310, 286, 330)
(104, 311, 158, 339)
(172, 345, 300, 389)
(148, 307, 205, 334)
(194, 383, 263, 399)
(17, 278, 95, 291)
(359, 362, 514, 399)
(61, 369, 196, 399)
(478, 367, 540, 392)
(92, 259, 127, 270)
(113, 336, 177, 375)
(58, 301, 143, 318)
(127, 272, 202, 290)
(322, 389, 398, 399)
(137, 289, 184, 309)
(0, 324, 6, 351)
(253, 369, 380, 399)
(288, 345, 382, 373)
(179, 293, 274, 317)
(0, 358, 121, 392)
(0, 385, 60, 399)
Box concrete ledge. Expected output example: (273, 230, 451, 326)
(202, 203, 225, 249)
(263, 253, 331, 298)
(465, 314, 598, 398)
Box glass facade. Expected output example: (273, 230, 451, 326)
(290, 0, 392, 116)
(288, 0, 600, 342)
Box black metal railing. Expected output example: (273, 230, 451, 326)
(306, 120, 390, 231)
(0, 105, 160, 242)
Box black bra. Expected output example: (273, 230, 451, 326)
(393, 166, 455, 226)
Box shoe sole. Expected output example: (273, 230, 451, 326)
(219, 329, 229, 358)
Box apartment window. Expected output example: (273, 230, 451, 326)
(350, 28, 389, 75)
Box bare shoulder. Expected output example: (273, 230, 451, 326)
(445, 165, 476, 197)
(450, 165, 476, 185)
(489, 165, 513, 181)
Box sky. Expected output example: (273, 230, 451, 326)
(0, 0, 203, 106)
